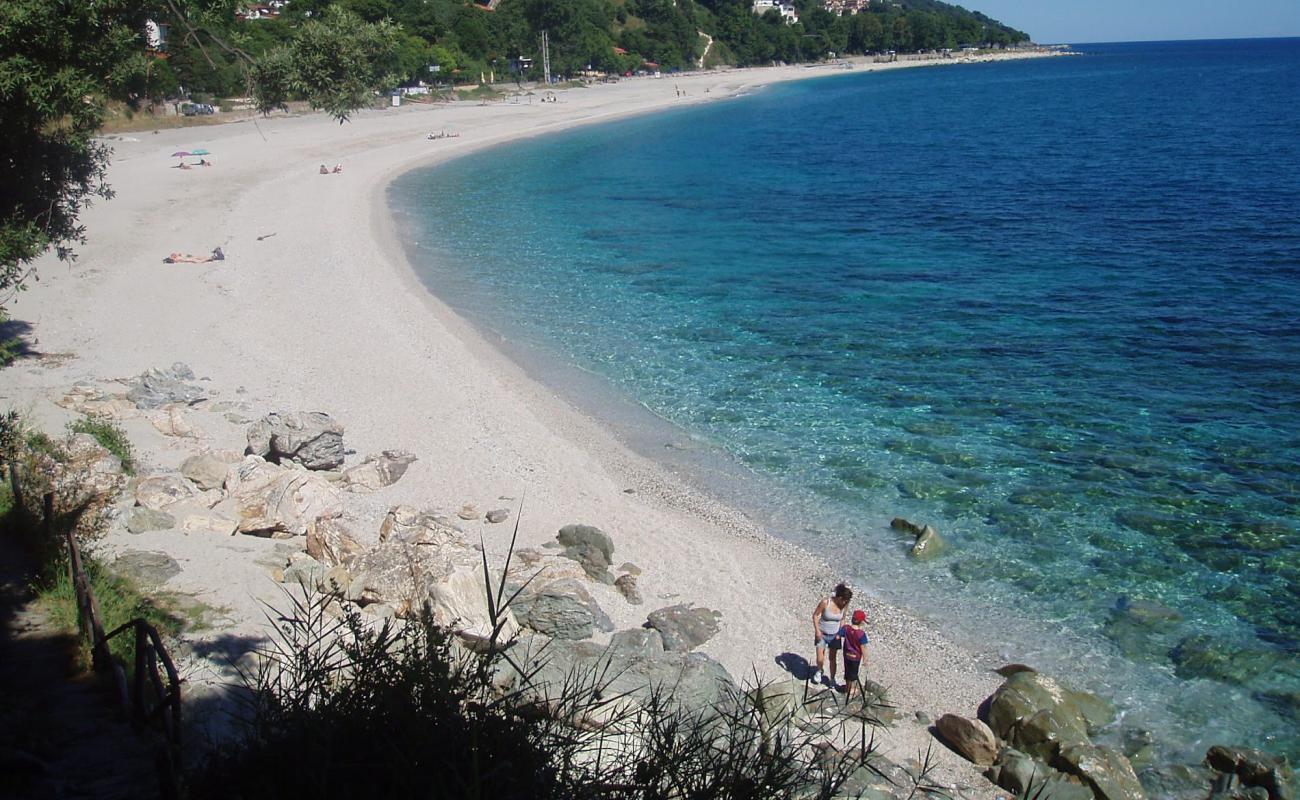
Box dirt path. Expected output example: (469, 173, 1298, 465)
(0, 533, 161, 800)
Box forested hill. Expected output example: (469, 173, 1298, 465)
(163, 0, 1031, 99)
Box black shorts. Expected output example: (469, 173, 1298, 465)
(843, 657, 861, 683)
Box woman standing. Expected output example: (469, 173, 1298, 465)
(811, 583, 853, 686)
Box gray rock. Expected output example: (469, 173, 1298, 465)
(1058, 744, 1147, 800)
(246, 411, 345, 470)
(556, 524, 616, 582)
(646, 604, 721, 652)
(485, 508, 510, 524)
(915, 710, 932, 725)
(985, 670, 1115, 759)
(1137, 764, 1216, 800)
(615, 573, 643, 605)
(126, 507, 176, 534)
(180, 453, 231, 491)
(610, 628, 665, 654)
(512, 579, 613, 640)
(986, 749, 1092, 800)
(282, 557, 327, 593)
(126, 364, 204, 409)
(935, 713, 999, 767)
(111, 551, 181, 587)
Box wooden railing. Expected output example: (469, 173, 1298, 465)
(11, 465, 184, 799)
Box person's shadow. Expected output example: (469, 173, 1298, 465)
(775, 652, 815, 680)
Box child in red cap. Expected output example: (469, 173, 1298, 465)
(838, 609, 870, 697)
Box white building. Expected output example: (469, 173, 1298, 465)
(752, 0, 799, 25)
(823, 0, 873, 15)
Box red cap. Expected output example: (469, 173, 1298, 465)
(852, 609, 866, 624)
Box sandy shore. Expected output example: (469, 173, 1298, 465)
(3, 53, 1060, 788)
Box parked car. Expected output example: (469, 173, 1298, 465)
(182, 103, 215, 116)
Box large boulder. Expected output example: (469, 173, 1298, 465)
(646, 604, 722, 653)
(126, 507, 176, 534)
(306, 518, 364, 567)
(222, 456, 343, 537)
(1058, 744, 1147, 800)
(181, 452, 235, 491)
(378, 505, 462, 547)
(344, 450, 417, 493)
(246, 411, 345, 470)
(134, 474, 196, 511)
(556, 524, 615, 583)
(511, 579, 614, 640)
(126, 363, 203, 409)
(935, 713, 999, 766)
(985, 671, 1115, 760)
(986, 749, 1094, 800)
(110, 551, 181, 587)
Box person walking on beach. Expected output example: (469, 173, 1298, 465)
(811, 583, 852, 686)
(838, 609, 869, 697)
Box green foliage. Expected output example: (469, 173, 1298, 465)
(254, 7, 401, 120)
(67, 416, 135, 475)
(0, 0, 149, 301)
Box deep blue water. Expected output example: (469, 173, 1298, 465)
(391, 39, 1300, 764)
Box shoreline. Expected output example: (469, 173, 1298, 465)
(5, 53, 1065, 786)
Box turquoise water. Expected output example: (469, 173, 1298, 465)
(391, 40, 1300, 763)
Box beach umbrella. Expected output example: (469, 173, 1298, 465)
(189, 148, 210, 155)
(170, 151, 191, 157)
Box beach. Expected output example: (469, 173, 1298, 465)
(3, 53, 1062, 788)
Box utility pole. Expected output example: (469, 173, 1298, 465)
(541, 29, 552, 85)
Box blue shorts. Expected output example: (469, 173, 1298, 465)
(815, 634, 842, 651)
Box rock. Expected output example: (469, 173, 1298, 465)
(618, 562, 641, 575)
(56, 383, 138, 419)
(1138, 764, 1216, 800)
(935, 713, 999, 766)
(306, 518, 363, 567)
(911, 524, 944, 559)
(610, 628, 664, 654)
(556, 523, 616, 582)
(180, 453, 231, 491)
(985, 671, 1114, 760)
(614, 573, 643, 605)
(646, 604, 721, 652)
(512, 579, 612, 640)
(1206, 746, 1294, 800)
(126, 364, 203, 409)
(224, 456, 343, 536)
(890, 517, 925, 536)
(997, 663, 1037, 677)
(110, 551, 180, 586)
(456, 505, 481, 521)
(1058, 744, 1147, 800)
(1171, 635, 1282, 685)
(146, 405, 199, 438)
(377, 506, 462, 547)
(485, 508, 510, 524)
(126, 507, 176, 534)
(343, 450, 417, 492)
(283, 557, 327, 593)
(986, 749, 1094, 800)
(134, 475, 195, 511)
(323, 565, 352, 595)
(246, 411, 345, 470)
(363, 603, 395, 620)
(915, 710, 932, 725)
(168, 502, 239, 536)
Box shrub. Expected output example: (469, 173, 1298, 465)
(67, 415, 135, 474)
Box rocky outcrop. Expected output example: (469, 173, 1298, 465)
(126, 363, 204, 409)
(555, 524, 616, 583)
(221, 456, 343, 536)
(135, 475, 196, 511)
(986, 670, 1115, 761)
(935, 713, 998, 766)
(181, 452, 236, 491)
(378, 505, 462, 546)
(512, 579, 613, 640)
(1059, 744, 1147, 800)
(985, 748, 1095, 800)
(306, 518, 363, 567)
(646, 604, 721, 653)
(343, 450, 417, 492)
(246, 411, 345, 470)
(891, 517, 945, 559)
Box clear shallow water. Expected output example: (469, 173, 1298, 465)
(391, 39, 1300, 762)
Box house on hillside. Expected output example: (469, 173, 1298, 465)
(823, 0, 872, 15)
(752, 0, 799, 25)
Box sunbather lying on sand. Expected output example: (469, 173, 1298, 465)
(163, 247, 225, 264)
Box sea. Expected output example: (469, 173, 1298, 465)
(389, 38, 1300, 765)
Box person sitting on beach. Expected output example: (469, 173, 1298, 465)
(319, 164, 330, 175)
(198, 159, 211, 167)
(176, 162, 192, 170)
(332, 164, 343, 174)
(837, 609, 870, 697)
(163, 247, 224, 264)
(811, 583, 853, 686)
